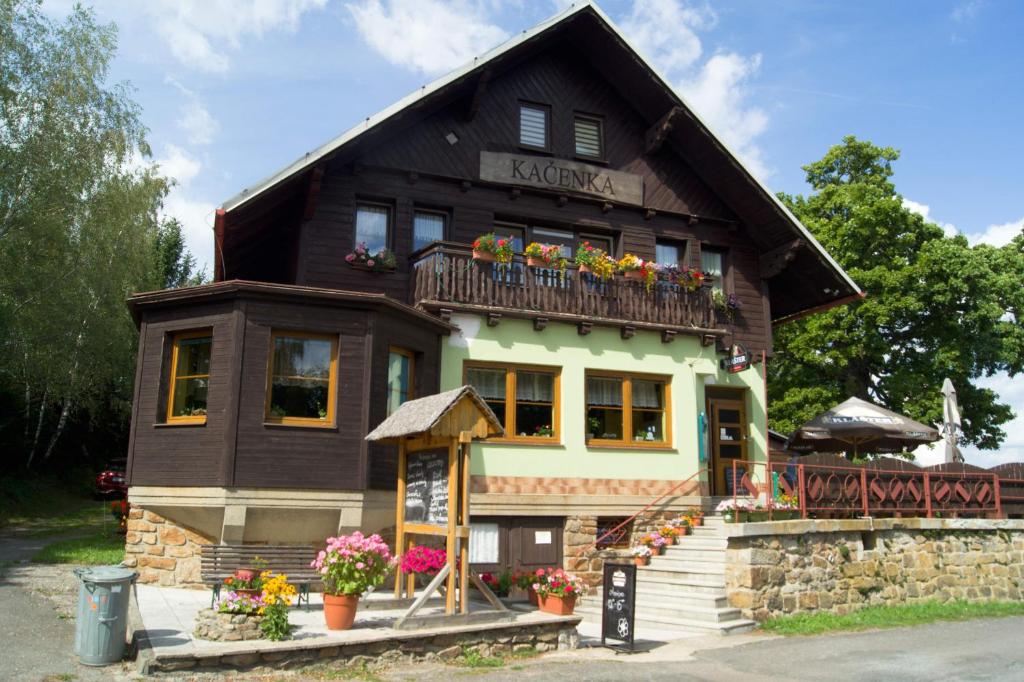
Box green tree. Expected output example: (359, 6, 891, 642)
(155, 218, 207, 289)
(0, 0, 201, 469)
(770, 136, 1023, 454)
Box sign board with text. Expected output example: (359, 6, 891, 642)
(479, 151, 644, 206)
(720, 343, 750, 374)
(601, 563, 637, 649)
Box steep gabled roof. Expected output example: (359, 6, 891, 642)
(219, 1, 860, 320)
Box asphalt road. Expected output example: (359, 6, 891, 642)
(445, 617, 1024, 681)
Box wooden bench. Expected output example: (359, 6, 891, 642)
(200, 545, 321, 608)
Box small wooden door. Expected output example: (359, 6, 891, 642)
(708, 396, 748, 496)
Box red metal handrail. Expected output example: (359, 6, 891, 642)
(572, 467, 709, 563)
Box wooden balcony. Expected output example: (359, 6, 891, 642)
(410, 245, 722, 337)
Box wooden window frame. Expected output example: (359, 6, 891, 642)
(463, 361, 561, 445)
(700, 245, 729, 294)
(165, 330, 213, 425)
(264, 330, 339, 428)
(573, 113, 604, 161)
(411, 208, 448, 254)
(354, 201, 393, 252)
(585, 370, 672, 450)
(518, 101, 551, 152)
(387, 346, 415, 416)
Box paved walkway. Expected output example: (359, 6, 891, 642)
(441, 616, 1024, 681)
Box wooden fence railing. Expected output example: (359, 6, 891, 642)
(410, 245, 718, 332)
(729, 455, 1024, 519)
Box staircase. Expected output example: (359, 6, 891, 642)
(577, 515, 756, 637)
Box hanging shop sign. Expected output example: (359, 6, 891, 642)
(479, 151, 644, 206)
(720, 343, 750, 374)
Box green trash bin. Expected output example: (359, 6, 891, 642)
(73, 566, 137, 666)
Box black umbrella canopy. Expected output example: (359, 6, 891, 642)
(788, 397, 940, 455)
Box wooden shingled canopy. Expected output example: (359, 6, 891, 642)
(366, 385, 504, 444)
(365, 386, 505, 625)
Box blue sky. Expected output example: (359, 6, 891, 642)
(44, 0, 1022, 463)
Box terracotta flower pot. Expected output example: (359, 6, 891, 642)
(323, 593, 360, 630)
(528, 587, 539, 606)
(540, 593, 577, 616)
(692, 516, 704, 526)
(473, 249, 495, 262)
(578, 263, 592, 274)
(526, 256, 547, 268)
(234, 588, 260, 599)
(234, 567, 258, 582)
(633, 556, 648, 567)
(624, 269, 644, 281)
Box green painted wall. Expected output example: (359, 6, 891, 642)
(440, 314, 767, 481)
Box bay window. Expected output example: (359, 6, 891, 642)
(166, 331, 212, 423)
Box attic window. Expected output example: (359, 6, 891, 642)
(519, 103, 549, 150)
(574, 116, 602, 158)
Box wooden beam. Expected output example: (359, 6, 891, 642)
(464, 68, 491, 122)
(533, 317, 548, 332)
(645, 106, 684, 154)
(661, 330, 677, 343)
(394, 439, 407, 599)
(302, 166, 325, 220)
(621, 325, 635, 340)
(577, 321, 593, 336)
(759, 239, 805, 279)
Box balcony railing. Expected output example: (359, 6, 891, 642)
(410, 245, 719, 333)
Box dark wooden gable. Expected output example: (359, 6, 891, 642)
(359, 44, 735, 223)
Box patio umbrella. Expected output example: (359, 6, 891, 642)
(937, 378, 965, 463)
(787, 396, 940, 458)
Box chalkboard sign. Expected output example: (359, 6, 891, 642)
(601, 563, 636, 649)
(404, 448, 449, 527)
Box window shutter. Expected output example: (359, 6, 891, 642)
(574, 117, 602, 157)
(519, 105, 547, 148)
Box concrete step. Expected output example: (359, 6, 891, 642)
(669, 536, 728, 549)
(661, 548, 726, 562)
(647, 557, 726, 574)
(636, 574, 726, 593)
(575, 602, 756, 636)
(630, 591, 731, 611)
(691, 526, 726, 537)
(575, 599, 741, 624)
(639, 566, 726, 586)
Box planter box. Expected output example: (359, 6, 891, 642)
(539, 593, 577, 616)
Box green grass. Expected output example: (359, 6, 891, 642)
(32, 532, 125, 565)
(458, 647, 505, 669)
(760, 600, 1024, 636)
(0, 475, 114, 537)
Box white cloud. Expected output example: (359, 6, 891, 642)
(967, 218, 1023, 247)
(166, 78, 219, 146)
(962, 372, 1024, 467)
(140, 0, 328, 73)
(154, 145, 216, 273)
(346, 0, 508, 75)
(902, 198, 958, 237)
(619, 1, 770, 179)
(951, 0, 984, 22)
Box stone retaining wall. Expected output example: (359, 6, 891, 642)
(724, 518, 1024, 622)
(144, 616, 581, 675)
(123, 507, 213, 587)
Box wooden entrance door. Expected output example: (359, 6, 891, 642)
(708, 396, 748, 496)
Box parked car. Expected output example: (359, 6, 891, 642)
(95, 459, 127, 498)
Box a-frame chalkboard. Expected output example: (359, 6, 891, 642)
(601, 562, 637, 650)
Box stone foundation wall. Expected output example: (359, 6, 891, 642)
(194, 610, 264, 641)
(725, 518, 1024, 622)
(144, 617, 581, 675)
(123, 507, 214, 587)
(564, 510, 683, 585)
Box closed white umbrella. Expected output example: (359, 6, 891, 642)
(939, 378, 964, 463)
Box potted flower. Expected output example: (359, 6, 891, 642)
(479, 570, 513, 598)
(310, 532, 395, 630)
(617, 254, 659, 291)
(713, 290, 743, 321)
(716, 498, 754, 523)
(770, 492, 800, 520)
(400, 545, 446, 586)
(523, 242, 565, 269)
(514, 570, 540, 605)
(658, 525, 680, 545)
(689, 508, 705, 526)
(345, 242, 397, 272)
(223, 558, 267, 598)
(574, 241, 609, 276)
(640, 533, 667, 555)
(533, 424, 554, 438)
(472, 233, 514, 264)
(534, 568, 587, 616)
(630, 545, 652, 566)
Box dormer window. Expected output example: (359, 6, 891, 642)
(519, 103, 549, 150)
(574, 115, 603, 158)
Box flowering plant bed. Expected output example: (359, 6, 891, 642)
(479, 570, 513, 597)
(533, 567, 587, 599)
(216, 591, 265, 615)
(617, 253, 658, 290)
(194, 608, 265, 642)
(574, 241, 615, 280)
(659, 264, 707, 291)
(472, 233, 514, 263)
(400, 546, 446, 576)
(345, 242, 396, 271)
(523, 242, 566, 269)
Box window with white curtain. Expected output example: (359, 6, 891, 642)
(465, 363, 559, 440)
(701, 247, 724, 293)
(355, 204, 390, 254)
(412, 210, 445, 252)
(586, 373, 669, 446)
(469, 523, 500, 564)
